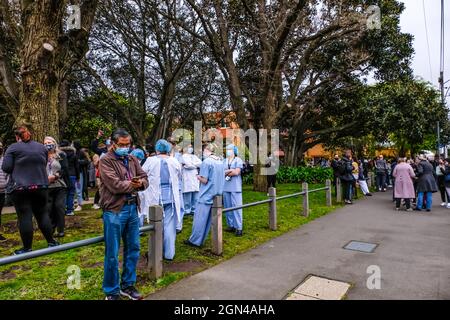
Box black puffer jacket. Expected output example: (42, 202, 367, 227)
(339, 156, 355, 182)
(416, 160, 438, 193)
(60, 146, 80, 180)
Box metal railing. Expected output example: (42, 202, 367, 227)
(209, 180, 333, 255)
(0, 179, 334, 279)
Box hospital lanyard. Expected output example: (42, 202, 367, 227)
(227, 157, 236, 170)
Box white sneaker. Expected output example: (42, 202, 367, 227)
(74, 205, 82, 212)
(441, 202, 446, 207)
(446, 204, 450, 209)
(92, 204, 101, 210)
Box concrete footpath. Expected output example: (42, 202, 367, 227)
(147, 191, 450, 300)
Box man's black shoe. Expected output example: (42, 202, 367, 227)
(225, 227, 236, 233)
(183, 239, 200, 248)
(105, 294, 122, 300)
(48, 241, 60, 247)
(120, 286, 143, 300)
(13, 248, 32, 255)
(366, 193, 372, 196)
(235, 230, 243, 237)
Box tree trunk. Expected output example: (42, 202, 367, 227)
(17, 68, 60, 142)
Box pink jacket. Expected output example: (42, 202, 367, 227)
(393, 163, 416, 199)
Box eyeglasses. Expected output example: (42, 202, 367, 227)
(115, 143, 131, 148)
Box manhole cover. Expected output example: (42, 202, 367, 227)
(286, 275, 351, 300)
(343, 240, 378, 253)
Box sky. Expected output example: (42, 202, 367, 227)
(399, 0, 450, 103)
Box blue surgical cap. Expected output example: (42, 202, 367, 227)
(226, 144, 238, 156)
(130, 148, 145, 160)
(155, 139, 172, 154)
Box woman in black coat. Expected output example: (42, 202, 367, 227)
(415, 157, 438, 212)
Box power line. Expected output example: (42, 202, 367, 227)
(422, 0, 433, 82)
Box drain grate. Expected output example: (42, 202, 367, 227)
(286, 275, 351, 300)
(343, 240, 378, 253)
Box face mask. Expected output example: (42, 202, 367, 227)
(106, 139, 111, 146)
(226, 150, 234, 157)
(45, 144, 56, 151)
(115, 147, 130, 157)
(188, 147, 194, 154)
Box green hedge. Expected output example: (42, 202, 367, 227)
(242, 166, 333, 185)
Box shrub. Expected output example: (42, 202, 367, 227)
(242, 166, 333, 185)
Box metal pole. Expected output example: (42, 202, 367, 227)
(302, 182, 309, 217)
(268, 187, 277, 230)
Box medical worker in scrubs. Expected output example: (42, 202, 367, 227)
(184, 143, 224, 247)
(223, 144, 244, 236)
(181, 144, 202, 216)
(141, 139, 181, 260)
(168, 138, 185, 233)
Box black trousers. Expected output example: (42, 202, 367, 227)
(94, 190, 100, 205)
(341, 180, 353, 201)
(438, 176, 448, 202)
(0, 193, 5, 227)
(395, 198, 411, 209)
(48, 188, 67, 234)
(267, 175, 276, 189)
(10, 189, 55, 250)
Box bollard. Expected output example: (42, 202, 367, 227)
(336, 178, 342, 203)
(325, 179, 332, 207)
(211, 195, 223, 255)
(302, 182, 309, 217)
(148, 205, 163, 280)
(367, 172, 373, 188)
(268, 187, 277, 231)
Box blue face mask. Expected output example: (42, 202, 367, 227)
(115, 147, 130, 157)
(226, 150, 234, 157)
(45, 144, 56, 151)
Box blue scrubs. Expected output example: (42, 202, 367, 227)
(159, 157, 176, 260)
(223, 157, 244, 230)
(183, 191, 198, 215)
(189, 156, 225, 246)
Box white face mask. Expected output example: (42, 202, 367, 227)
(188, 147, 194, 154)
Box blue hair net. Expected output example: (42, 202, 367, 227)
(226, 144, 238, 156)
(155, 139, 172, 154)
(130, 148, 145, 160)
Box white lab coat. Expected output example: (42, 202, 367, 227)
(180, 153, 202, 193)
(140, 156, 182, 226)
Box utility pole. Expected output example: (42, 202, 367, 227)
(438, 0, 445, 158)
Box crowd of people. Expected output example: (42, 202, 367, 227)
(0, 125, 250, 300)
(331, 149, 448, 212)
(2, 124, 447, 300)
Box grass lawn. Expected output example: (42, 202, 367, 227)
(0, 183, 343, 300)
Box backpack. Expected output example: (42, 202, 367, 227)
(337, 160, 347, 176)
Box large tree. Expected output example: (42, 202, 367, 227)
(0, 0, 97, 141)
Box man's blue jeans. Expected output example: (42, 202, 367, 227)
(102, 204, 140, 296)
(417, 192, 433, 210)
(66, 176, 77, 214)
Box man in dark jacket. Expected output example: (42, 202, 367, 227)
(415, 155, 438, 212)
(331, 154, 341, 195)
(339, 150, 355, 205)
(99, 128, 148, 300)
(60, 140, 80, 216)
(375, 155, 388, 192)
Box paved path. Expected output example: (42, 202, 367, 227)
(147, 191, 450, 300)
